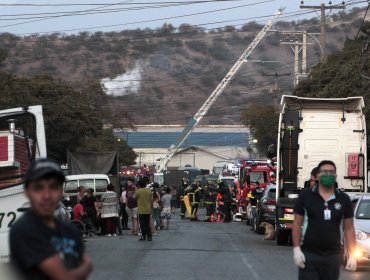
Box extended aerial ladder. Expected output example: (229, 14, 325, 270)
(155, 8, 285, 173)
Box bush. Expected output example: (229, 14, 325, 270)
(186, 40, 207, 53)
(200, 73, 216, 87)
(209, 40, 230, 61)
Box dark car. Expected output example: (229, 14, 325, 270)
(253, 184, 276, 234)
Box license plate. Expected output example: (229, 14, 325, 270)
(284, 214, 294, 219)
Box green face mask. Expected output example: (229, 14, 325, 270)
(320, 174, 336, 188)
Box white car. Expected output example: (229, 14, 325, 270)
(344, 194, 370, 270)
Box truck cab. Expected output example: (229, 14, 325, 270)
(276, 96, 367, 245)
(0, 106, 47, 262)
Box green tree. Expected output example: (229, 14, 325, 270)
(241, 105, 279, 154)
(0, 72, 135, 163)
(79, 129, 136, 165)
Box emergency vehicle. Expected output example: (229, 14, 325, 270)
(0, 106, 47, 262)
(119, 165, 151, 186)
(235, 161, 276, 223)
(275, 96, 367, 245)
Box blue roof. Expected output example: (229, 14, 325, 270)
(114, 132, 249, 148)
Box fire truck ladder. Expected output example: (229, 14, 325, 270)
(155, 7, 285, 173)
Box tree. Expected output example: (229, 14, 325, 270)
(79, 129, 136, 165)
(0, 72, 135, 163)
(241, 105, 279, 154)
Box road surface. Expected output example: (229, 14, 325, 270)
(87, 210, 370, 280)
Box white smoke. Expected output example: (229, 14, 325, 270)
(101, 61, 142, 96)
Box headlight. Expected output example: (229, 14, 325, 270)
(355, 230, 369, 241)
(354, 249, 364, 258)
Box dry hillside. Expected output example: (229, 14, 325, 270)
(0, 7, 366, 125)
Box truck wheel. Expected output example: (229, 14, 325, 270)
(276, 229, 288, 245)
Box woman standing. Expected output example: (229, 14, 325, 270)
(152, 189, 162, 230)
(101, 184, 119, 236)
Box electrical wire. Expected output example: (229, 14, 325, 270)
(0, 1, 246, 7)
(0, 0, 274, 29)
(0, 1, 248, 20)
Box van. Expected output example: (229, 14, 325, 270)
(64, 174, 110, 203)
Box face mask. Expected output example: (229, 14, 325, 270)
(320, 174, 336, 188)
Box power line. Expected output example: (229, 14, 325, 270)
(0, 0, 273, 29)
(0, 1, 247, 20)
(0, 1, 245, 7)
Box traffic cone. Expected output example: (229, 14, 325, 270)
(210, 214, 214, 223)
(217, 213, 221, 223)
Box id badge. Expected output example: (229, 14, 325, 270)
(324, 209, 331, 220)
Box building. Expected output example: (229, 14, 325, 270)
(115, 125, 250, 171)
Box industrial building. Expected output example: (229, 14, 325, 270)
(115, 125, 250, 171)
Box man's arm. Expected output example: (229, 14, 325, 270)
(39, 254, 93, 280)
(292, 214, 304, 247)
(343, 218, 356, 256)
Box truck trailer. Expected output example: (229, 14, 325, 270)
(276, 96, 367, 245)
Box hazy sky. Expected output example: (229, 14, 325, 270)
(0, 0, 365, 35)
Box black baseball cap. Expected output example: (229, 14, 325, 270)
(25, 158, 65, 188)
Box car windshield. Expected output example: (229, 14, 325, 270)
(355, 199, 370, 219)
(250, 171, 265, 183)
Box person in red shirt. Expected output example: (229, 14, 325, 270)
(73, 202, 84, 221)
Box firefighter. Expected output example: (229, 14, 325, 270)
(179, 178, 189, 220)
(203, 181, 217, 222)
(218, 182, 232, 223)
(183, 185, 192, 219)
(249, 180, 263, 230)
(189, 182, 202, 221)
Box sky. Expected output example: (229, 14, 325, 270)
(0, 0, 366, 36)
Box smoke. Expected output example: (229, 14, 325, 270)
(101, 61, 142, 96)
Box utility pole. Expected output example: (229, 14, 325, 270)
(261, 72, 290, 107)
(300, 1, 345, 61)
(280, 31, 314, 87)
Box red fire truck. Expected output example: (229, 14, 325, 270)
(235, 161, 276, 223)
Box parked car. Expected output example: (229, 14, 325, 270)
(343, 194, 370, 270)
(253, 184, 276, 234)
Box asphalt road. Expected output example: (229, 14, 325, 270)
(87, 210, 370, 280)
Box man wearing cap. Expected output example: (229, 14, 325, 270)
(10, 158, 93, 280)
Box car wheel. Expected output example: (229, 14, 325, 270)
(276, 229, 289, 245)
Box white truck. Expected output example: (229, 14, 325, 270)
(275, 96, 367, 245)
(0, 106, 47, 262)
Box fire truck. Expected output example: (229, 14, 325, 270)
(0, 106, 47, 262)
(235, 161, 276, 224)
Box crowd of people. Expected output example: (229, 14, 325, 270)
(178, 178, 243, 223)
(57, 175, 242, 241)
(58, 178, 177, 241)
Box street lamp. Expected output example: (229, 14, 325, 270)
(252, 139, 258, 144)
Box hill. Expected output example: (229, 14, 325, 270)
(0, 7, 366, 125)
